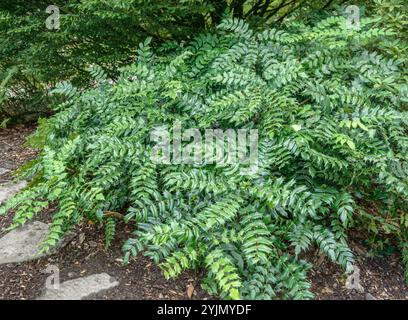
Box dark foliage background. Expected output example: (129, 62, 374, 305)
(0, 0, 352, 122)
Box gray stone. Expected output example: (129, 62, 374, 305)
(38, 273, 119, 300)
(0, 221, 50, 265)
(0, 180, 27, 205)
(0, 167, 10, 176)
(365, 293, 377, 300)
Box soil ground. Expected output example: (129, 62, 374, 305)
(0, 124, 407, 300)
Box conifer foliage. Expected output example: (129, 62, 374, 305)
(1, 11, 407, 299)
(0, 0, 337, 121)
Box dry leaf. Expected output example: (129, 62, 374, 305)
(187, 284, 195, 299)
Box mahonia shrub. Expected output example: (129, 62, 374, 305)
(1, 13, 407, 299)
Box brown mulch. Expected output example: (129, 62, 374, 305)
(0, 215, 211, 300)
(0, 123, 407, 300)
(307, 238, 408, 300)
(0, 123, 37, 182)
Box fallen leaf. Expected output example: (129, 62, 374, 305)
(187, 284, 195, 299)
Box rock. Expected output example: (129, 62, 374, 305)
(0, 167, 10, 176)
(0, 180, 27, 205)
(37, 273, 119, 300)
(356, 283, 365, 293)
(0, 221, 76, 266)
(0, 221, 50, 265)
(365, 293, 377, 300)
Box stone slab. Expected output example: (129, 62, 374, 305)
(0, 221, 50, 265)
(0, 180, 27, 205)
(37, 273, 119, 300)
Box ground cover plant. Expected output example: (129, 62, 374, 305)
(1, 3, 407, 299)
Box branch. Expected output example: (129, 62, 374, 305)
(244, 0, 266, 18)
(275, 1, 305, 23)
(231, 0, 246, 18)
(104, 211, 125, 220)
(265, 0, 297, 20)
(322, 0, 336, 10)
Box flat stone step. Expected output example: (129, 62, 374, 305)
(0, 221, 51, 265)
(0, 180, 27, 205)
(37, 273, 119, 300)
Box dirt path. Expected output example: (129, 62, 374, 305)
(0, 124, 407, 300)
